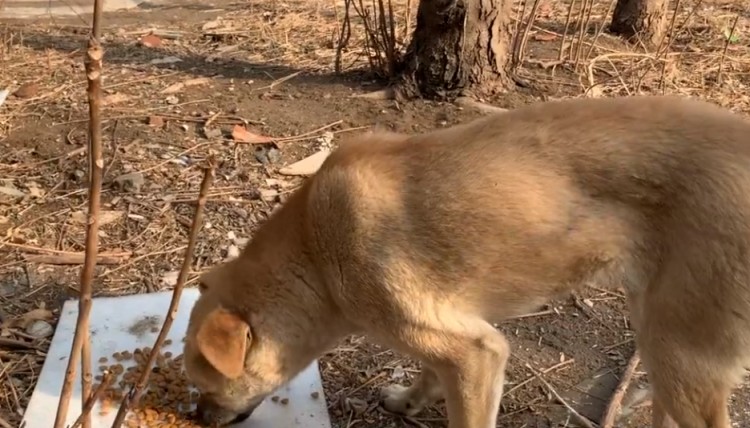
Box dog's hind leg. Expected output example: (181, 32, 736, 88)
(629, 288, 736, 428)
(647, 370, 732, 428)
(380, 364, 444, 416)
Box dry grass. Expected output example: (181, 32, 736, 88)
(0, 0, 749, 427)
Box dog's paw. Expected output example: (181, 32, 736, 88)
(380, 384, 426, 416)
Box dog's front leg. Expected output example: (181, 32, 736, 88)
(386, 318, 510, 428)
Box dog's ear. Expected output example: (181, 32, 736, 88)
(196, 307, 250, 379)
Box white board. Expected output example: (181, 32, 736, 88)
(22, 288, 332, 428)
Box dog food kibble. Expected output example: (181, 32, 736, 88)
(311, 391, 319, 400)
(271, 395, 280, 403)
(92, 337, 203, 427)
(280, 398, 289, 405)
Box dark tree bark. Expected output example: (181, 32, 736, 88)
(398, 0, 514, 99)
(609, 0, 669, 46)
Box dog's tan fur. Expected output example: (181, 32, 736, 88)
(183, 95, 750, 428)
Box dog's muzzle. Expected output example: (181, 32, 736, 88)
(195, 399, 261, 426)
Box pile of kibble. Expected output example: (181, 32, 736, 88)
(94, 338, 204, 428)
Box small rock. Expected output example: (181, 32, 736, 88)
(71, 170, 86, 182)
(391, 365, 406, 380)
(344, 397, 368, 416)
(113, 172, 145, 193)
(310, 391, 320, 400)
(203, 127, 222, 139)
(254, 145, 281, 165)
(165, 95, 179, 105)
(0, 282, 16, 297)
(26, 320, 54, 338)
(226, 245, 240, 260)
(232, 207, 249, 219)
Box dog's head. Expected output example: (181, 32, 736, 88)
(182, 262, 294, 426)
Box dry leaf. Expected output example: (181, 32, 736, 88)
(6, 308, 53, 329)
(71, 210, 124, 226)
(161, 77, 211, 94)
(202, 18, 224, 31)
(140, 33, 162, 48)
(102, 92, 131, 106)
(534, 33, 557, 42)
(13, 82, 39, 99)
(279, 150, 331, 176)
(149, 115, 165, 127)
(231, 125, 273, 144)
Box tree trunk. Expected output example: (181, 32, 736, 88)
(398, 0, 514, 99)
(609, 0, 669, 46)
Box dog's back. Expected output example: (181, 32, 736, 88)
(307, 96, 750, 427)
(312, 95, 750, 313)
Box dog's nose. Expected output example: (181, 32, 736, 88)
(230, 411, 252, 424)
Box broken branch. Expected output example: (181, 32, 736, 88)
(601, 351, 641, 428)
(110, 161, 215, 428)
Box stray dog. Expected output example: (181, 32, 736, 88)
(183, 95, 750, 428)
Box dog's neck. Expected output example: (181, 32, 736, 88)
(234, 184, 355, 378)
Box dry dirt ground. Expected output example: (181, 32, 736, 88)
(1, 0, 750, 427)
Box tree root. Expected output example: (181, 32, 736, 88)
(351, 87, 398, 100)
(454, 96, 509, 114)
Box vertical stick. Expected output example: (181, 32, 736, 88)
(52, 0, 105, 426)
(70, 371, 114, 428)
(110, 162, 215, 428)
(716, 14, 738, 87)
(517, 0, 542, 66)
(658, 0, 683, 91)
(584, 0, 618, 61)
(403, 0, 411, 44)
(559, 0, 577, 61)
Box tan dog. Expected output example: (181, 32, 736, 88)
(183, 95, 750, 428)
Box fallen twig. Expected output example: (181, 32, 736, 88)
(506, 308, 556, 320)
(52, 2, 106, 425)
(250, 71, 303, 92)
(503, 358, 574, 397)
(0, 337, 40, 351)
(601, 351, 641, 428)
(454, 97, 509, 114)
(23, 252, 131, 265)
(110, 161, 215, 428)
(525, 363, 598, 428)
